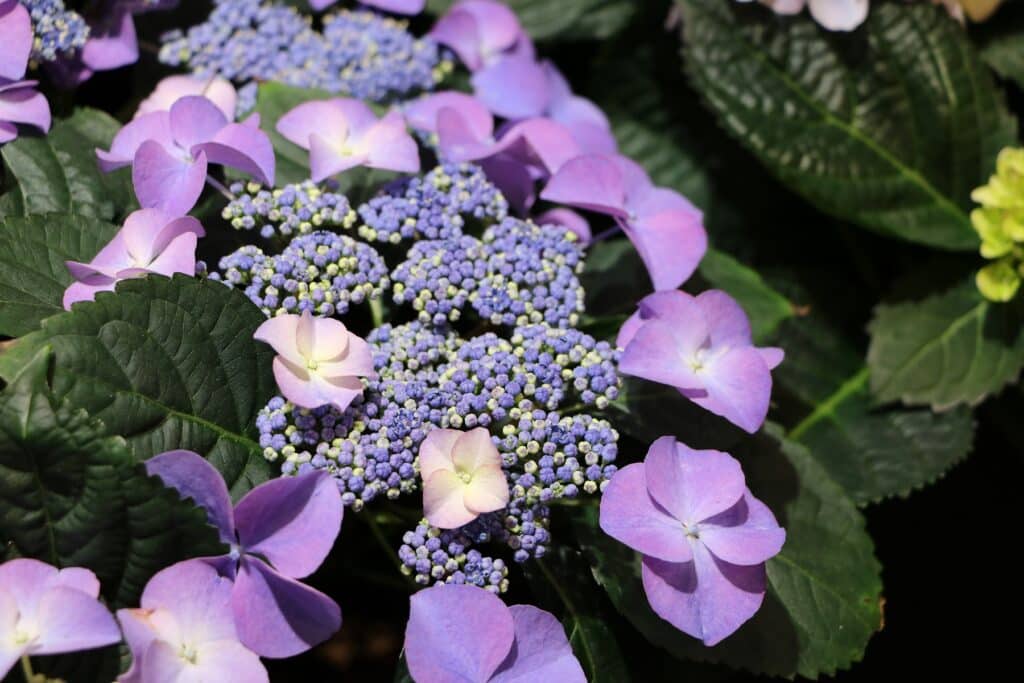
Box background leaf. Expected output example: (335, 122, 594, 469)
(678, 0, 1016, 250)
(0, 347, 223, 608)
(0, 214, 119, 338)
(0, 275, 277, 498)
(426, 0, 639, 41)
(576, 424, 883, 679)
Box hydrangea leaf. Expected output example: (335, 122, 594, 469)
(0, 346, 224, 608)
(678, 0, 1016, 250)
(976, 3, 1024, 89)
(778, 315, 975, 504)
(426, 0, 637, 41)
(0, 214, 119, 338)
(0, 274, 277, 499)
(575, 424, 883, 678)
(697, 249, 795, 343)
(0, 108, 135, 221)
(867, 277, 1024, 410)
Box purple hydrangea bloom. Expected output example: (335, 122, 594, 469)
(97, 95, 275, 216)
(404, 584, 586, 682)
(617, 290, 784, 434)
(311, 0, 425, 13)
(542, 153, 707, 291)
(117, 560, 268, 683)
(540, 61, 617, 155)
(146, 450, 343, 658)
(63, 209, 205, 309)
(0, 1, 51, 144)
(600, 437, 785, 646)
(14, 0, 88, 64)
(0, 558, 121, 679)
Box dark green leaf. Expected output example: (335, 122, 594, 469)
(576, 424, 882, 678)
(0, 214, 119, 337)
(697, 249, 795, 344)
(0, 347, 223, 608)
(867, 277, 1024, 409)
(426, 0, 638, 41)
(976, 2, 1024, 89)
(678, 0, 1016, 250)
(0, 275, 277, 498)
(0, 108, 135, 221)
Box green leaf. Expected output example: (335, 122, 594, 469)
(0, 347, 223, 608)
(426, 0, 638, 41)
(576, 424, 882, 678)
(0, 213, 119, 337)
(0, 108, 135, 221)
(976, 3, 1024, 89)
(0, 274, 277, 498)
(778, 315, 975, 504)
(255, 82, 334, 186)
(697, 249, 795, 343)
(678, 0, 1016, 250)
(867, 277, 1024, 409)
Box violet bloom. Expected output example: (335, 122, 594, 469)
(536, 207, 591, 243)
(276, 98, 419, 183)
(405, 584, 586, 683)
(135, 74, 238, 121)
(420, 427, 510, 529)
(617, 290, 784, 434)
(97, 95, 275, 216)
(117, 560, 268, 683)
(253, 311, 377, 412)
(0, 0, 51, 144)
(63, 208, 205, 309)
(541, 62, 617, 155)
(310, 0, 426, 12)
(600, 437, 785, 646)
(541, 153, 707, 291)
(0, 559, 121, 679)
(146, 450, 343, 659)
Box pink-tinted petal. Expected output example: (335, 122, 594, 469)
(418, 428, 461, 480)
(141, 560, 238, 644)
(615, 310, 643, 349)
(192, 640, 269, 682)
(197, 121, 276, 185)
(494, 118, 580, 176)
(32, 586, 120, 655)
(0, 120, 16, 144)
(404, 91, 491, 136)
(641, 543, 767, 646)
(598, 463, 692, 562)
(271, 357, 322, 409)
(145, 450, 236, 543)
(472, 55, 550, 120)
(232, 558, 341, 659)
(315, 374, 366, 412)
(98, 111, 173, 171)
(405, 584, 515, 683)
(759, 347, 785, 370)
(424, 469, 476, 529)
(359, 0, 425, 13)
(327, 98, 380, 138)
(361, 112, 420, 173)
(234, 471, 342, 579)
(295, 310, 317, 359)
(0, 0, 31, 81)
(463, 466, 509, 514)
(540, 154, 629, 216)
(116, 608, 160, 683)
(0, 588, 22, 679)
(62, 279, 117, 309)
(699, 493, 786, 566)
(319, 333, 375, 377)
(275, 100, 350, 150)
(645, 438, 746, 526)
(81, 11, 138, 72)
(694, 290, 753, 349)
(618, 319, 705, 389)
(536, 208, 591, 242)
(51, 567, 101, 597)
(694, 346, 773, 434)
(149, 214, 206, 257)
(144, 233, 198, 276)
(0, 558, 56, 606)
(625, 206, 707, 291)
(481, 155, 536, 213)
(137, 75, 237, 121)
(309, 132, 364, 182)
(452, 427, 500, 472)
(131, 141, 207, 216)
(430, 7, 484, 70)
(459, 0, 522, 58)
(253, 314, 303, 366)
(437, 107, 496, 162)
(0, 86, 51, 133)
(808, 0, 868, 31)
(490, 605, 586, 683)
(169, 96, 228, 149)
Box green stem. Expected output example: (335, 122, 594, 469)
(20, 655, 34, 683)
(369, 298, 384, 328)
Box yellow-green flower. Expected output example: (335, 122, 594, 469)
(970, 148, 1024, 301)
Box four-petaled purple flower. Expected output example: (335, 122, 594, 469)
(146, 450, 344, 659)
(404, 584, 586, 682)
(135, 74, 238, 121)
(311, 0, 426, 13)
(63, 208, 205, 310)
(0, 0, 51, 145)
(1, 559, 121, 679)
(617, 290, 784, 433)
(277, 98, 420, 183)
(540, 61, 617, 155)
(600, 437, 785, 646)
(117, 559, 268, 683)
(97, 95, 275, 216)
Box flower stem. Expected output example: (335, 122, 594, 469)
(369, 298, 384, 328)
(206, 175, 236, 201)
(20, 655, 34, 683)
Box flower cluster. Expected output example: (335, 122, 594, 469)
(223, 180, 357, 239)
(160, 0, 446, 102)
(18, 0, 89, 63)
(399, 515, 510, 591)
(212, 231, 389, 317)
(1, 0, 51, 144)
(971, 147, 1024, 301)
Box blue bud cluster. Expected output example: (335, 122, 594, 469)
(357, 163, 508, 245)
(398, 516, 509, 593)
(391, 218, 585, 328)
(223, 181, 356, 239)
(19, 0, 89, 63)
(159, 0, 445, 103)
(211, 231, 388, 317)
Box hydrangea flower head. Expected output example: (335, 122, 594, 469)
(63, 209, 205, 309)
(429, 0, 524, 72)
(277, 98, 420, 182)
(0, 558, 121, 679)
(971, 147, 1024, 301)
(0, 1, 50, 144)
(254, 310, 377, 411)
(404, 584, 586, 682)
(540, 61, 616, 155)
(420, 427, 510, 529)
(404, 91, 495, 161)
(146, 450, 343, 658)
(618, 290, 784, 433)
(136, 74, 238, 121)
(600, 437, 785, 646)
(541, 153, 707, 291)
(117, 560, 268, 683)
